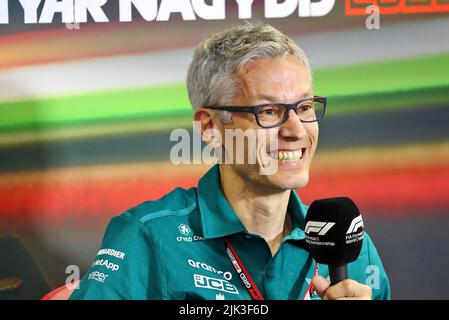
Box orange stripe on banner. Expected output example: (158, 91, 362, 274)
(0, 21, 198, 70)
(0, 164, 448, 224)
(301, 164, 449, 214)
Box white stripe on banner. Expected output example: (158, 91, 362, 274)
(1, 17, 449, 102)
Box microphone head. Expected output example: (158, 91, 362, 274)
(304, 197, 364, 267)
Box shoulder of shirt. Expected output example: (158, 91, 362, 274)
(118, 187, 198, 226)
(362, 231, 375, 248)
(358, 231, 381, 261)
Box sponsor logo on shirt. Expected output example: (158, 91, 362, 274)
(88, 271, 109, 283)
(216, 293, 225, 300)
(91, 247, 125, 277)
(193, 274, 239, 295)
(91, 259, 120, 271)
(179, 224, 191, 236)
(187, 259, 233, 281)
(176, 224, 204, 242)
(96, 248, 126, 260)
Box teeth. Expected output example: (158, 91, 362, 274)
(269, 150, 304, 162)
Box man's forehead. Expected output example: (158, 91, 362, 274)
(239, 55, 306, 74)
(233, 56, 312, 103)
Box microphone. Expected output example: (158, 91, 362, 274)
(0, 235, 50, 299)
(304, 197, 364, 285)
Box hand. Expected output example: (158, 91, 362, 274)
(311, 275, 372, 300)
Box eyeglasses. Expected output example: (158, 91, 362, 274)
(204, 96, 327, 128)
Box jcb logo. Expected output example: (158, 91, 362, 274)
(193, 274, 239, 295)
(346, 0, 449, 15)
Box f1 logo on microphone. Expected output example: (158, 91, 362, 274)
(305, 221, 335, 236)
(346, 215, 364, 234)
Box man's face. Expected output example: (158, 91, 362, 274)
(219, 55, 318, 191)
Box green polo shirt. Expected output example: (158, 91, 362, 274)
(69, 164, 390, 300)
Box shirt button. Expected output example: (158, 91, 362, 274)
(266, 269, 274, 278)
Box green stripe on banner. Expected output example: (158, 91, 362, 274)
(0, 83, 191, 131)
(0, 53, 448, 132)
(313, 53, 449, 97)
(328, 86, 449, 117)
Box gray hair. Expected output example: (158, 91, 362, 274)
(186, 22, 311, 122)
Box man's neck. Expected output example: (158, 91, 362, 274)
(219, 165, 292, 256)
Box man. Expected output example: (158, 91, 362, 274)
(70, 23, 390, 300)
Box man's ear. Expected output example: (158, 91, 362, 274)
(193, 108, 222, 149)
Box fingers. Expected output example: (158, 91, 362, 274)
(312, 275, 372, 300)
(311, 275, 330, 298)
(323, 279, 372, 300)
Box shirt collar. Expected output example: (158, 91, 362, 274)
(197, 164, 309, 240)
(197, 164, 246, 239)
(285, 189, 308, 241)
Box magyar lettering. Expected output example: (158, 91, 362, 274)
(0, 0, 336, 24)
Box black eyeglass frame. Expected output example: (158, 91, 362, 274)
(204, 96, 327, 128)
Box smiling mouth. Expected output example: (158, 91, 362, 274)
(269, 148, 306, 162)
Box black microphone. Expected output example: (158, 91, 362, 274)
(0, 235, 50, 300)
(304, 197, 364, 285)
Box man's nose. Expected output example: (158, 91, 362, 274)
(278, 109, 307, 139)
